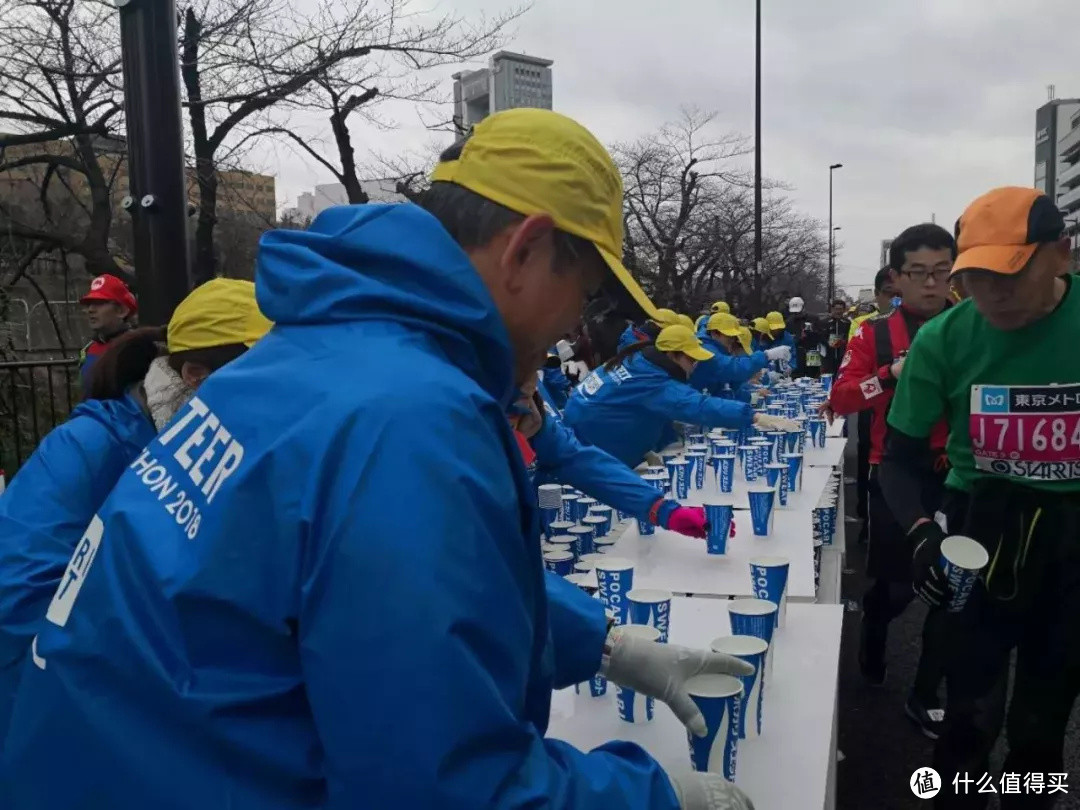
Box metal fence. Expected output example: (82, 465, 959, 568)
(0, 358, 80, 476)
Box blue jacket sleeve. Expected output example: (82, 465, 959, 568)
(531, 407, 663, 522)
(541, 366, 571, 410)
(733, 382, 753, 403)
(300, 394, 678, 810)
(647, 378, 755, 431)
(782, 332, 798, 372)
(545, 571, 606, 689)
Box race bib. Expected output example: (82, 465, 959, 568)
(806, 351, 822, 368)
(970, 384, 1080, 481)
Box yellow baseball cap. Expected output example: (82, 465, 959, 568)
(736, 327, 753, 354)
(676, 314, 696, 329)
(651, 308, 679, 327)
(168, 278, 273, 354)
(751, 317, 773, 337)
(706, 312, 741, 337)
(765, 311, 786, 331)
(429, 108, 658, 321)
(655, 324, 714, 361)
(710, 301, 730, 314)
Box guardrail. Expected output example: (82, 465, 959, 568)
(0, 358, 80, 476)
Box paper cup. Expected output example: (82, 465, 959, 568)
(579, 552, 607, 566)
(615, 624, 661, 723)
(782, 452, 803, 493)
(766, 431, 786, 463)
(564, 571, 598, 595)
(595, 557, 634, 626)
(711, 454, 735, 494)
(727, 598, 778, 676)
(543, 550, 574, 576)
(710, 635, 768, 739)
(628, 588, 673, 643)
(544, 540, 574, 557)
(808, 417, 826, 448)
(587, 505, 614, 536)
(548, 521, 575, 540)
(685, 674, 743, 781)
(593, 536, 618, 553)
(560, 493, 580, 523)
(582, 515, 608, 541)
(538, 483, 563, 508)
(687, 451, 708, 491)
(703, 499, 735, 555)
(747, 485, 775, 538)
(940, 536, 989, 613)
(820, 372, 834, 393)
(738, 445, 757, 482)
(568, 525, 595, 557)
(764, 462, 789, 507)
(667, 459, 690, 500)
(748, 555, 790, 628)
(573, 560, 596, 575)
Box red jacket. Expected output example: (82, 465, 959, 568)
(829, 307, 948, 464)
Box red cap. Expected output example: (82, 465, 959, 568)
(80, 274, 137, 313)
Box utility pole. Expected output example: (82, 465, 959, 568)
(753, 0, 763, 278)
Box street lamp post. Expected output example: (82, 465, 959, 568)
(829, 226, 842, 303)
(754, 0, 763, 278)
(827, 163, 843, 303)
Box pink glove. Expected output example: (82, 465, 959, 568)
(666, 506, 707, 539)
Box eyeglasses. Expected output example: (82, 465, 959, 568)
(900, 266, 951, 284)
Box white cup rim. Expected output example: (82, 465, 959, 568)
(627, 588, 673, 603)
(538, 483, 562, 491)
(747, 485, 776, 494)
(710, 634, 769, 656)
(727, 598, 778, 616)
(748, 555, 790, 568)
(941, 535, 990, 570)
(594, 556, 634, 572)
(685, 673, 744, 699)
(543, 550, 574, 561)
(568, 526, 593, 535)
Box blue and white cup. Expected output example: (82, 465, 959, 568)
(582, 515, 608, 543)
(571, 496, 592, 524)
(727, 598, 779, 676)
(782, 452, 803, 493)
(710, 635, 768, 739)
(545, 538, 574, 557)
(595, 556, 635, 626)
(561, 484, 576, 492)
(685, 674, 743, 781)
(712, 453, 735, 494)
(560, 493, 580, 523)
(568, 525, 595, 558)
(574, 560, 596, 575)
(588, 505, 614, 537)
(667, 459, 690, 500)
(783, 428, 801, 455)
(628, 588, 673, 643)
(766, 431, 786, 463)
(738, 445, 758, 482)
(548, 521, 575, 541)
(808, 417, 827, 448)
(764, 462, 789, 507)
(748, 555, 790, 628)
(687, 451, 708, 491)
(616, 508, 632, 523)
(594, 536, 618, 553)
(820, 372, 834, 393)
(703, 498, 735, 555)
(615, 624, 662, 723)
(543, 550, 574, 576)
(747, 485, 775, 538)
(940, 536, 989, 613)
(538, 483, 563, 534)
(564, 571, 598, 596)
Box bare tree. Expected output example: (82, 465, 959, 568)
(0, 0, 128, 281)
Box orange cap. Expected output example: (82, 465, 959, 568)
(952, 187, 1065, 277)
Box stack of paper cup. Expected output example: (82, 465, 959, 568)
(538, 483, 563, 535)
(628, 588, 672, 643)
(595, 557, 634, 626)
(684, 674, 743, 781)
(703, 498, 735, 555)
(710, 635, 768, 738)
(940, 536, 989, 612)
(727, 598, 779, 676)
(747, 485, 776, 538)
(615, 624, 661, 723)
(748, 555, 790, 627)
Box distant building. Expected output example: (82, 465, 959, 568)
(1035, 95, 1080, 250)
(452, 51, 554, 131)
(879, 239, 893, 269)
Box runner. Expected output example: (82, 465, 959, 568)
(827, 222, 955, 739)
(881, 187, 1080, 809)
(821, 299, 851, 374)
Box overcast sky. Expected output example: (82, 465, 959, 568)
(270, 0, 1076, 296)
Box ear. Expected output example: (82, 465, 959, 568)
(498, 214, 556, 292)
(180, 360, 211, 389)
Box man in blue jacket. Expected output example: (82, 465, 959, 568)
(3, 109, 754, 810)
(689, 312, 789, 399)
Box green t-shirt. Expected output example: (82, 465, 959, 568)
(888, 275, 1080, 493)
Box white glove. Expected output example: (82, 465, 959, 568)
(644, 451, 664, 468)
(669, 772, 756, 810)
(753, 413, 801, 433)
(600, 625, 754, 737)
(764, 345, 791, 362)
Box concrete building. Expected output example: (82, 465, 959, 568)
(1035, 95, 1080, 248)
(452, 51, 553, 130)
(879, 239, 893, 270)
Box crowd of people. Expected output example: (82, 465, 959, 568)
(0, 106, 1076, 810)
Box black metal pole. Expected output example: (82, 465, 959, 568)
(754, 0, 762, 278)
(827, 170, 834, 303)
(118, 0, 191, 326)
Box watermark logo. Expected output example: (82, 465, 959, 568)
(911, 768, 942, 799)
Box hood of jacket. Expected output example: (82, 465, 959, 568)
(256, 203, 516, 408)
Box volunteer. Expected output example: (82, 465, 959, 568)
(540, 342, 574, 409)
(617, 306, 678, 350)
(828, 222, 955, 739)
(688, 312, 789, 399)
(564, 323, 796, 468)
(3, 109, 755, 810)
(694, 300, 730, 332)
(78, 273, 137, 388)
(881, 187, 1080, 809)
(821, 299, 851, 374)
(0, 279, 270, 746)
(751, 312, 797, 375)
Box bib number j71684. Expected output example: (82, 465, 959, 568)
(970, 384, 1080, 481)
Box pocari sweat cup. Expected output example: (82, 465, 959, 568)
(593, 536, 617, 553)
(782, 452, 803, 493)
(560, 493, 579, 523)
(711, 453, 735, 494)
(808, 417, 826, 448)
(703, 498, 735, 555)
(685, 674, 743, 781)
(667, 458, 690, 500)
(615, 625, 662, 724)
(687, 451, 708, 491)
(543, 550, 574, 576)
(748, 555, 790, 628)
(764, 462, 789, 507)
(568, 525, 595, 558)
(940, 535, 989, 613)
(628, 588, 672, 643)
(727, 598, 778, 677)
(564, 571, 598, 596)
(587, 505, 613, 536)
(710, 635, 768, 739)
(595, 557, 634, 626)
(747, 485, 775, 538)
(582, 515, 608, 542)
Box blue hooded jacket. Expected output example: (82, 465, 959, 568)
(2, 204, 678, 810)
(0, 393, 155, 742)
(540, 361, 572, 410)
(562, 350, 755, 468)
(688, 334, 768, 399)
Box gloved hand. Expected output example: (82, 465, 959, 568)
(665, 506, 707, 538)
(669, 772, 756, 810)
(644, 451, 665, 468)
(910, 520, 948, 608)
(764, 345, 792, 363)
(753, 413, 801, 432)
(601, 625, 754, 737)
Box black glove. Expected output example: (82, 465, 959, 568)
(910, 520, 948, 608)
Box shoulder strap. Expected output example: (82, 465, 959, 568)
(871, 316, 893, 369)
